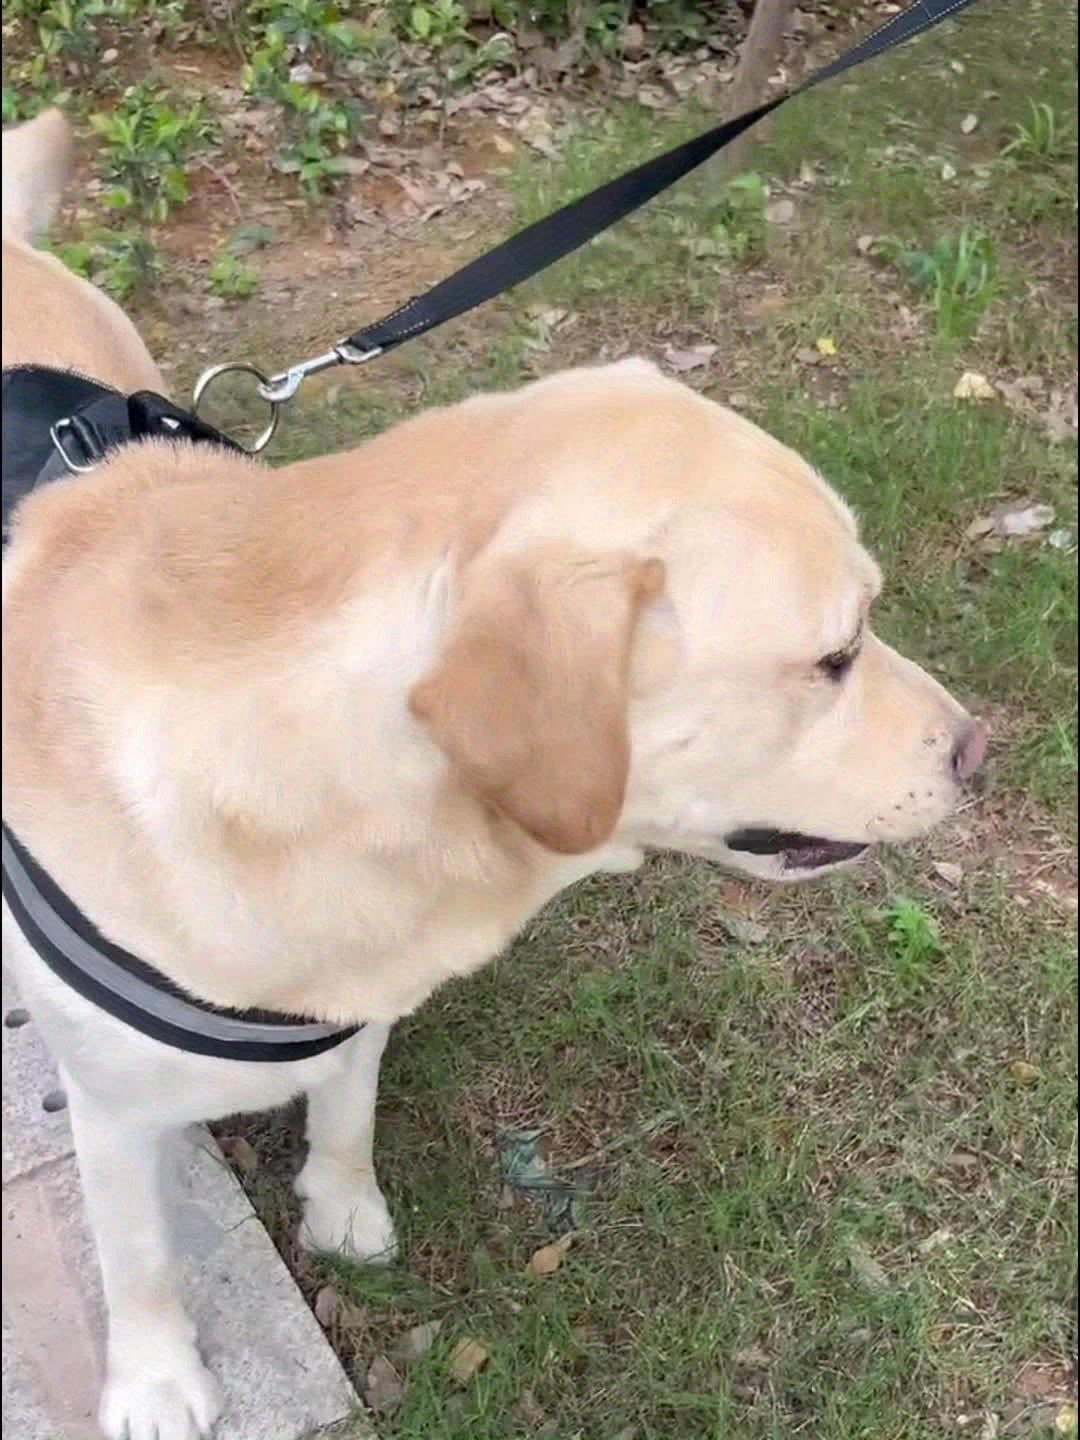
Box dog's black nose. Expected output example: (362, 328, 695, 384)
(950, 721, 988, 782)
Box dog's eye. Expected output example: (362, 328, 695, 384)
(818, 649, 855, 680)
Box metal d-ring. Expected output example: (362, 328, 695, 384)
(191, 361, 280, 455)
(193, 342, 383, 452)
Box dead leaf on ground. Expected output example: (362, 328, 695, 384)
(846, 1238, 890, 1295)
(526, 1232, 573, 1277)
(1043, 389, 1078, 444)
(449, 1336, 491, 1383)
(966, 500, 1056, 543)
(917, 1226, 955, 1255)
(961, 112, 979, 133)
(954, 370, 996, 401)
(365, 1354, 404, 1414)
(217, 1135, 258, 1174)
(765, 197, 796, 225)
(992, 501, 1056, 538)
(933, 861, 964, 887)
(733, 1344, 772, 1369)
(1008, 1060, 1042, 1085)
(622, 21, 645, 58)
(313, 1283, 365, 1330)
(393, 1319, 443, 1365)
(719, 914, 770, 945)
(314, 1285, 342, 1328)
(662, 342, 717, 373)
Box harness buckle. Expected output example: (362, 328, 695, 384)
(49, 415, 101, 475)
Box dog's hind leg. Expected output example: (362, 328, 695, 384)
(64, 1078, 222, 1440)
(295, 1022, 398, 1264)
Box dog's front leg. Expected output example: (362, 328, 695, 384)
(295, 1022, 398, 1264)
(65, 1078, 222, 1440)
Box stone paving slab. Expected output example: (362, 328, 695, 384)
(3, 963, 365, 1439)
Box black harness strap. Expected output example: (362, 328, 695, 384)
(2, 367, 360, 1061)
(2, 825, 359, 1062)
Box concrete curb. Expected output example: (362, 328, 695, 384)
(2, 964, 366, 1439)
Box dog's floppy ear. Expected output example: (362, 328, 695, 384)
(410, 542, 665, 854)
(2, 108, 74, 242)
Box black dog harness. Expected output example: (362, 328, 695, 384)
(1, 366, 359, 1061)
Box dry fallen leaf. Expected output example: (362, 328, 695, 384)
(764, 197, 796, 225)
(816, 335, 837, 357)
(621, 21, 645, 58)
(526, 1232, 573, 1277)
(314, 1285, 341, 1328)
(449, 1337, 491, 1383)
(917, 1226, 954, 1255)
(393, 1319, 443, 1365)
(953, 371, 996, 401)
(961, 112, 979, 133)
(847, 1238, 889, 1295)
(662, 342, 717, 373)
(217, 1135, 258, 1174)
(856, 233, 878, 255)
(933, 861, 964, 887)
(365, 1354, 404, 1414)
(1009, 1060, 1042, 1085)
(1042, 389, 1078, 443)
(992, 501, 1055, 537)
(733, 1344, 771, 1369)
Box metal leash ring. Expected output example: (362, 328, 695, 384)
(191, 361, 280, 456)
(192, 343, 382, 455)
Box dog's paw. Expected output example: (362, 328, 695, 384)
(296, 1161, 398, 1264)
(100, 1347, 221, 1440)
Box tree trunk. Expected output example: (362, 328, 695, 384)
(707, 0, 799, 182)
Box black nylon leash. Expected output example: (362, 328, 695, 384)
(194, 0, 982, 440)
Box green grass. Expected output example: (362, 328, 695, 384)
(14, 0, 1075, 1433)
(230, 7, 1076, 1435)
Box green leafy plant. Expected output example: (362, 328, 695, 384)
(878, 229, 998, 339)
(243, 43, 363, 193)
(248, 0, 361, 61)
(92, 82, 214, 223)
(679, 172, 769, 265)
(47, 227, 159, 298)
(208, 250, 258, 300)
(883, 897, 942, 993)
(396, 0, 470, 48)
(1002, 100, 1072, 165)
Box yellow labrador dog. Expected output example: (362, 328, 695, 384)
(2, 110, 985, 1439)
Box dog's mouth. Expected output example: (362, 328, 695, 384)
(724, 827, 869, 872)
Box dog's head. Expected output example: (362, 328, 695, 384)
(411, 360, 984, 879)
